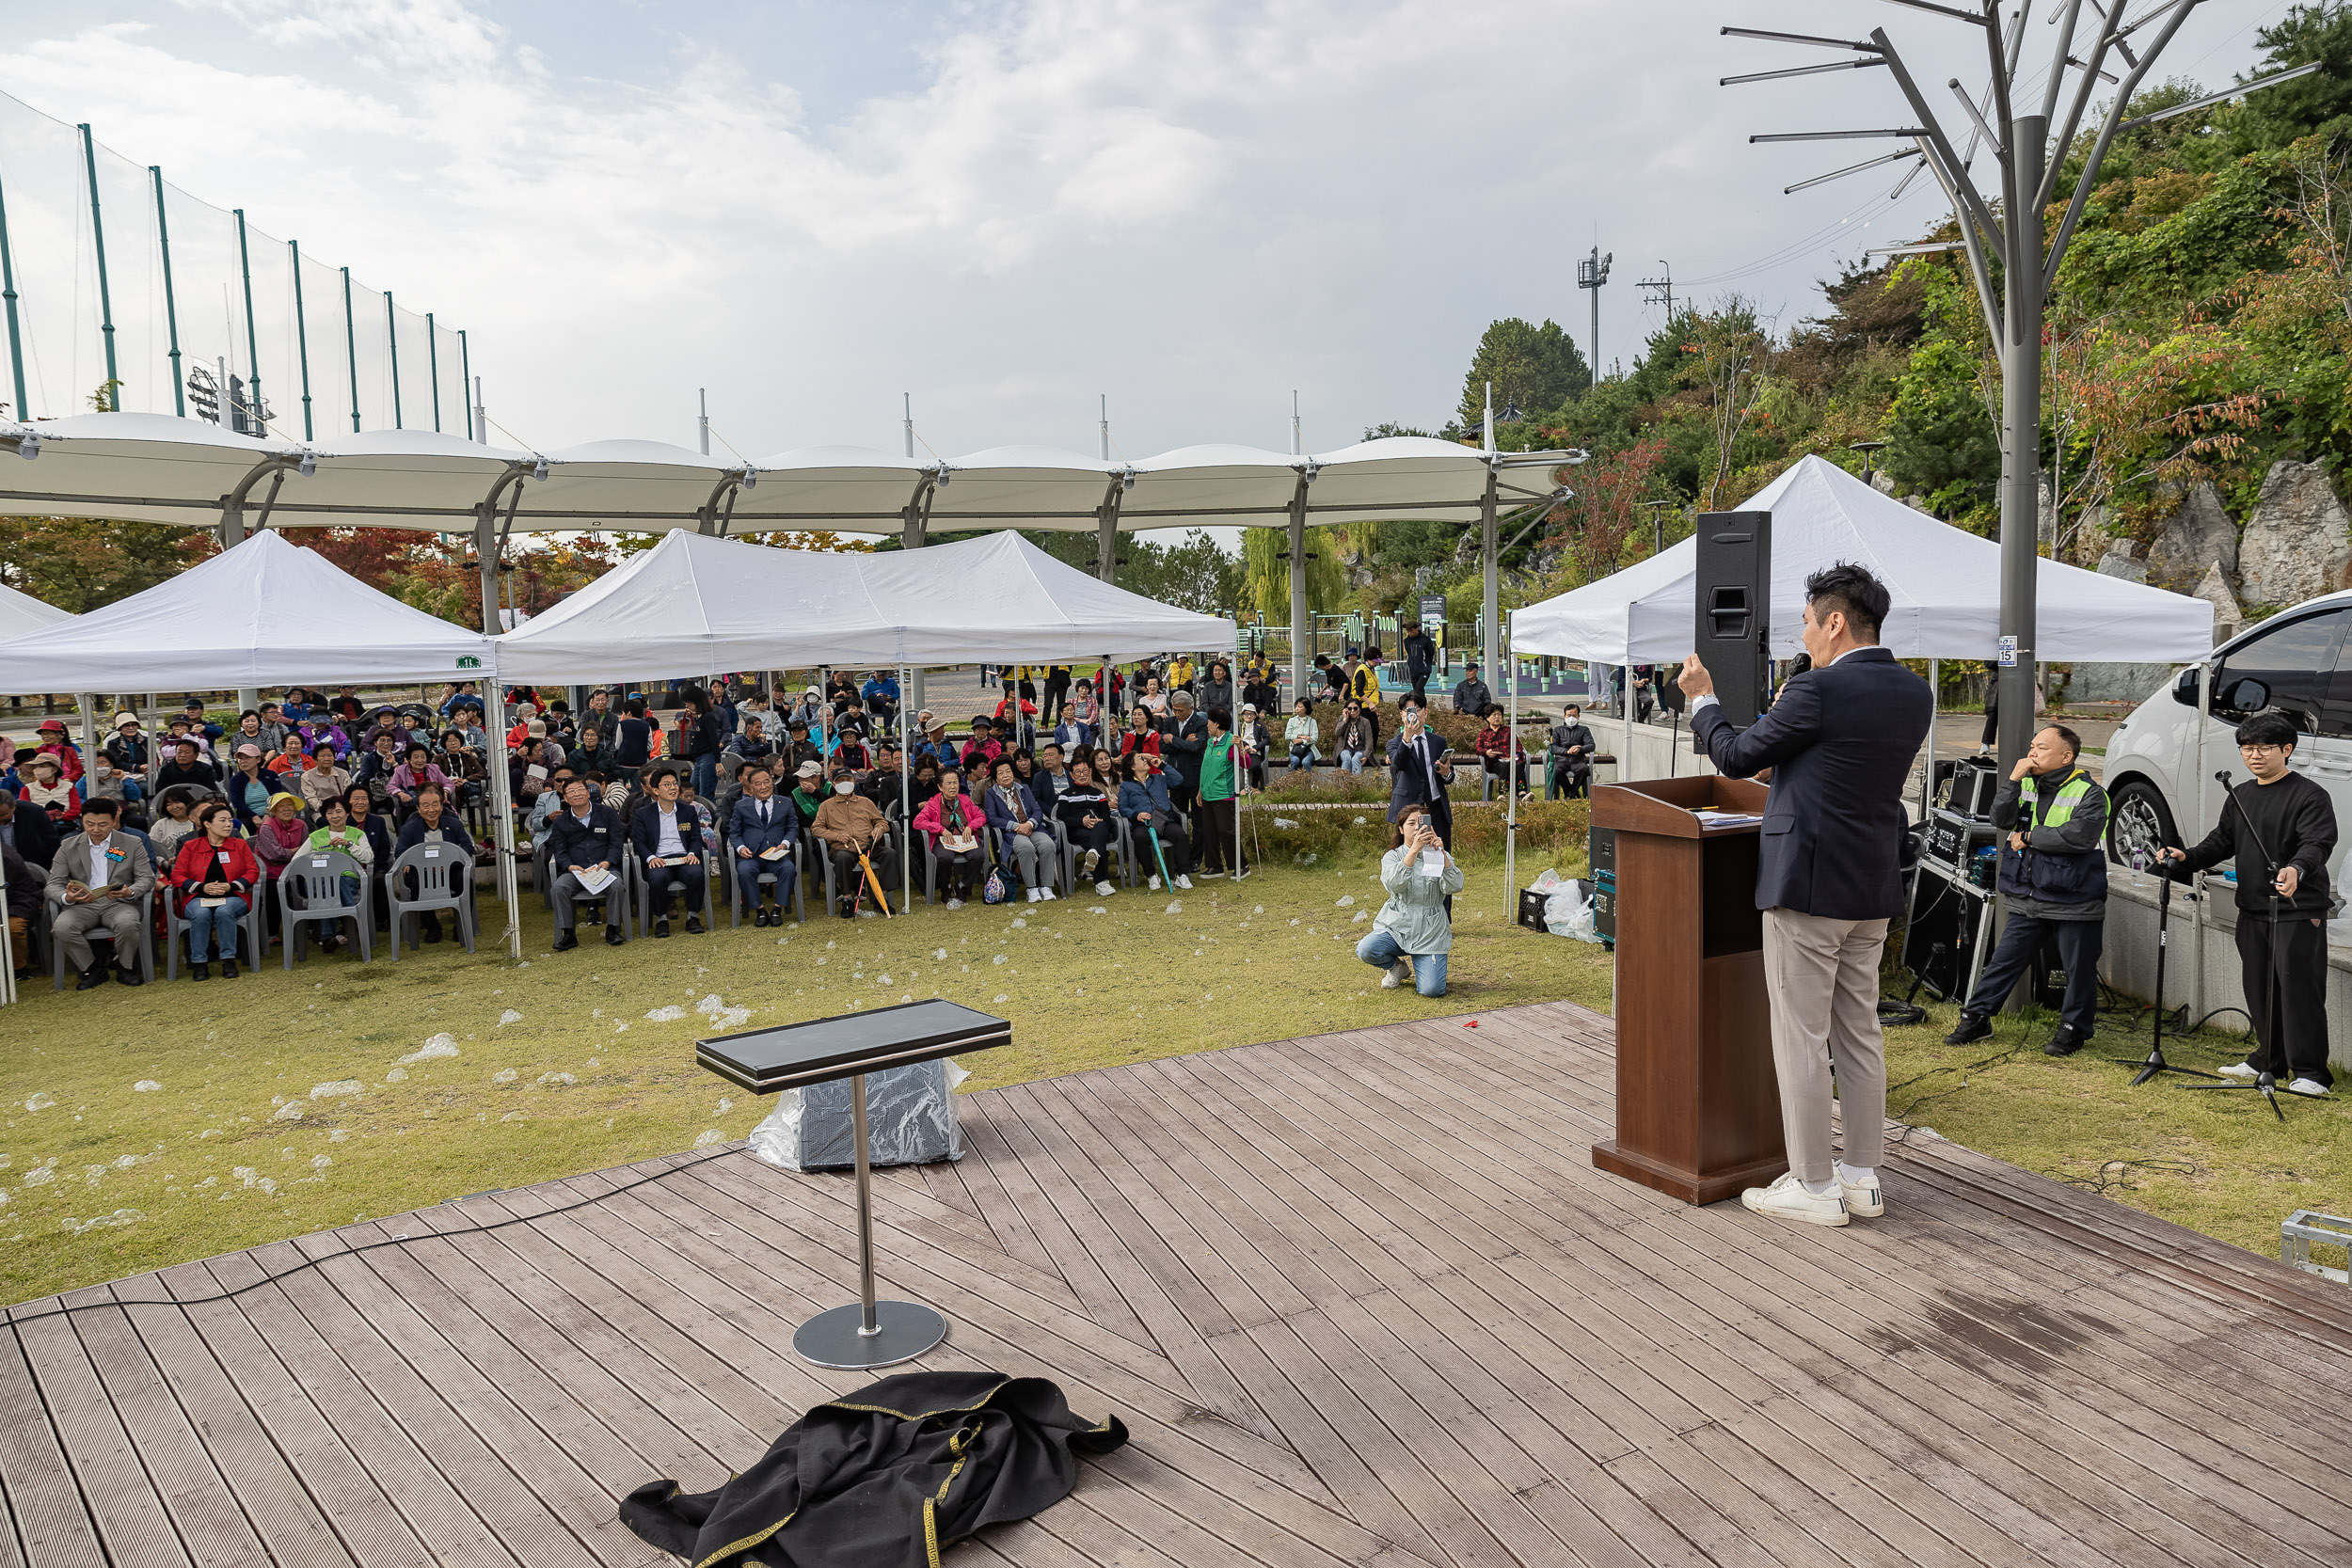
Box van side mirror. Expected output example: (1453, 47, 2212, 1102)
(2172, 667, 2201, 707)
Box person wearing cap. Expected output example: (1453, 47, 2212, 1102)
(629, 767, 708, 937)
(154, 736, 219, 795)
(360, 706, 410, 755)
(251, 793, 313, 940)
(180, 698, 224, 742)
(787, 759, 827, 834)
(103, 712, 149, 777)
(1236, 702, 1274, 791)
(32, 719, 84, 784)
(227, 743, 285, 829)
(24, 753, 82, 822)
(914, 712, 954, 770)
(47, 796, 154, 989)
(960, 716, 1003, 779)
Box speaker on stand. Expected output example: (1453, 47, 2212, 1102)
(1692, 511, 1772, 732)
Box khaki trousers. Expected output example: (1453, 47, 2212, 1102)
(1761, 907, 1889, 1183)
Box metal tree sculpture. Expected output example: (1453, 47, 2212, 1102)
(1726, 2, 2318, 765)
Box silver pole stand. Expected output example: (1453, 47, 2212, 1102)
(792, 1071, 949, 1369)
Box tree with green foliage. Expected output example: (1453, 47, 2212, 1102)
(1454, 318, 1589, 433)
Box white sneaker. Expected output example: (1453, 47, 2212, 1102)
(1381, 958, 1413, 990)
(2286, 1077, 2331, 1098)
(1041, 887, 1057, 900)
(1025, 886, 1041, 903)
(945, 897, 964, 910)
(1835, 1163, 1883, 1218)
(1095, 879, 1116, 896)
(1175, 874, 1193, 890)
(2218, 1061, 2261, 1081)
(1147, 875, 1163, 891)
(1740, 1172, 1849, 1228)
(1081, 849, 1100, 877)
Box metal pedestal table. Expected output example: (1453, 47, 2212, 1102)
(696, 999, 1010, 1369)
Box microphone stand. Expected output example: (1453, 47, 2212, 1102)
(2179, 769, 2293, 1122)
(2109, 861, 2217, 1085)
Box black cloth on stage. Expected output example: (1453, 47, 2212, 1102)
(620, 1370, 1126, 1568)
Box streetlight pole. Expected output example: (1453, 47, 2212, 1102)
(1726, 3, 2318, 771)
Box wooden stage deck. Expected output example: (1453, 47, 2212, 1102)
(7, 999, 2352, 1568)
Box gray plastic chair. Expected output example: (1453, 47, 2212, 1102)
(822, 823, 906, 912)
(728, 834, 806, 927)
(277, 850, 372, 967)
(386, 841, 477, 958)
(44, 889, 155, 990)
(166, 888, 263, 979)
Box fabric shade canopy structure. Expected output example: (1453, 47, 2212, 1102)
(0, 415, 1568, 536)
(0, 580, 68, 641)
(491, 529, 1237, 682)
(0, 528, 494, 689)
(1509, 455, 2214, 664)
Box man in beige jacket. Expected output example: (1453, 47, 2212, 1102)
(812, 767, 899, 918)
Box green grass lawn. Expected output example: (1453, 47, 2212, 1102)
(1, 797, 2342, 1304)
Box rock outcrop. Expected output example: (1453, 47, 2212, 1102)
(2144, 480, 2237, 592)
(2095, 538, 2148, 584)
(2237, 460, 2352, 609)
(2194, 562, 2244, 646)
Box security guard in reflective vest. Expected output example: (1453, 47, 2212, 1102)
(1946, 723, 2109, 1055)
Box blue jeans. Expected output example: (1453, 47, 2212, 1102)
(1356, 927, 1447, 996)
(1287, 744, 1315, 774)
(1338, 748, 1365, 774)
(691, 754, 719, 800)
(184, 896, 247, 961)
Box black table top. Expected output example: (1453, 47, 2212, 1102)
(695, 999, 1011, 1094)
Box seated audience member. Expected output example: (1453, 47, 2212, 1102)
(860, 741, 913, 819)
(1357, 804, 1462, 997)
(300, 742, 354, 813)
(861, 670, 899, 725)
(1063, 679, 1100, 745)
(297, 796, 372, 949)
(147, 786, 208, 868)
(1547, 704, 1596, 799)
(1237, 704, 1275, 791)
(155, 735, 219, 794)
(1198, 660, 1234, 716)
(983, 757, 1057, 903)
(1134, 676, 1168, 717)
(343, 782, 396, 932)
(676, 776, 715, 841)
(1285, 699, 1321, 776)
(84, 754, 145, 823)
(48, 797, 154, 989)
(907, 755, 942, 813)
(230, 708, 269, 757)
(33, 719, 84, 782)
(814, 765, 898, 919)
(1119, 752, 1194, 891)
(256, 701, 293, 752)
(729, 716, 778, 769)
(0, 787, 58, 872)
(389, 743, 453, 817)
(834, 695, 873, 742)
(548, 776, 628, 949)
(1033, 743, 1073, 813)
(961, 717, 1004, 778)
(23, 755, 82, 823)
(252, 793, 312, 926)
(728, 763, 800, 927)
(528, 765, 576, 853)
(1009, 749, 1041, 791)
(786, 759, 827, 834)
(509, 723, 563, 809)
(360, 705, 410, 755)
(1053, 757, 1120, 897)
(1473, 704, 1530, 797)
(912, 768, 987, 909)
(439, 729, 489, 808)
(831, 729, 872, 774)
(3, 838, 37, 981)
(1334, 700, 1375, 775)
(226, 743, 283, 829)
(1241, 667, 1279, 718)
(180, 698, 224, 743)
(566, 722, 613, 778)
(171, 800, 257, 980)
(629, 768, 707, 937)
(103, 713, 150, 776)
(392, 784, 476, 944)
(1120, 705, 1162, 760)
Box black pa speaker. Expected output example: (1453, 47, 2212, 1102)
(1692, 510, 1772, 728)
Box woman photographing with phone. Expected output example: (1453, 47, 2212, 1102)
(1356, 804, 1462, 997)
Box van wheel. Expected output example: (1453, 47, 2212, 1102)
(2106, 779, 2178, 867)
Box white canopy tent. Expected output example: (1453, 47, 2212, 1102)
(0, 531, 523, 958)
(0, 581, 68, 641)
(1499, 454, 2217, 905)
(492, 529, 1239, 682)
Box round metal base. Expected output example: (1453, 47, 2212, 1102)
(793, 1300, 948, 1370)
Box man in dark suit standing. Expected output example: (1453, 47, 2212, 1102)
(1679, 562, 1931, 1230)
(1385, 699, 1455, 847)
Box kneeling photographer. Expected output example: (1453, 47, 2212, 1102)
(1945, 724, 2107, 1056)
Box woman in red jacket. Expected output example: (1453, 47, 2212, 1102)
(171, 800, 259, 979)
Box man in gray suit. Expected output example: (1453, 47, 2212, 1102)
(1678, 562, 1932, 1229)
(45, 797, 154, 989)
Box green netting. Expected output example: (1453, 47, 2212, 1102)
(0, 88, 469, 437)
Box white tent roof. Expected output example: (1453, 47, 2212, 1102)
(491, 529, 1238, 682)
(0, 415, 1568, 536)
(0, 529, 494, 689)
(0, 581, 69, 641)
(1509, 455, 2213, 664)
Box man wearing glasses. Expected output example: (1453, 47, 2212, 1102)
(2160, 711, 2339, 1096)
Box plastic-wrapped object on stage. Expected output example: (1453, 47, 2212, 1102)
(747, 1057, 969, 1171)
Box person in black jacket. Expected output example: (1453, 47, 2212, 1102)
(1546, 705, 1596, 800)
(1402, 625, 1437, 705)
(1682, 562, 1932, 1229)
(1159, 691, 1207, 813)
(548, 776, 629, 947)
(2161, 710, 2339, 1093)
(0, 787, 57, 873)
(681, 689, 725, 802)
(341, 782, 396, 933)
(391, 784, 476, 944)
(629, 768, 707, 937)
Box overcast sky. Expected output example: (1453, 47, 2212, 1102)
(0, 1, 2286, 461)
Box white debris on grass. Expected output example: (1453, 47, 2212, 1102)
(644, 1005, 688, 1022)
(1253, 905, 1263, 913)
(497, 1009, 524, 1026)
(399, 1035, 460, 1065)
(23, 1092, 54, 1113)
(1165, 900, 1183, 914)
(1335, 895, 1356, 908)
(386, 1068, 409, 1084)
(1353, 816, 1367, 825)
(310, 1080, 361, 1100)
(21, 1164, 56, 1187)
(61, 1210, 143, 1234)
(1353, 910, 1369, 923)
(692, 1129, 723, 1148)
(994, 994, 1009, 1004)
(1089, 906, 1106, 914)
(993, 955, 1007, 965)
(933, 948, 948, 959)
(311, 1154, 332, 1170)
(491, 1068, 519, 1085)
(329, 1130, 349, 1143)
(272, 1101, 306, 1122)
(1296, 852, 1317, 864)
(133, 1080, 162, 1093)
(1272, 817, 1300, 829)
(538, 1072, 577, 1086)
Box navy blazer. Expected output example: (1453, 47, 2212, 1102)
(548, 802, 623, 870)
(629, 801, 707, 866)
(728, 792, 796, 858)
(1385, 731, 1453, 823)
(1692, 645, 1932, 920)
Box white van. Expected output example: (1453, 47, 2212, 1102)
(2101, 589, 2352, 876)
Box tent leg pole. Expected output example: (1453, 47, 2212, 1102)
(485, 681, 521, 959)
(1287, 487, 1309, 712)
(1505, 630, 1517, 914)
(1924, 657, 1938, 824)
(1480, 471, 1499, 699)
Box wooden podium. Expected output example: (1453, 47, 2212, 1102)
(1589, 775, 1785, 1204)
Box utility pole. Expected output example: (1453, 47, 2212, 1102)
(699, 388, 710, 456)
(1636, 260, 1674, 324)
(903, 392, 914, 459)
(1576, 246, 1611, 388)
(1099, 393, 1110, 462)
(1725, 4, 2317, 771)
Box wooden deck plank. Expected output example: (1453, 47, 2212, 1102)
(8, 998, 2351, 1568)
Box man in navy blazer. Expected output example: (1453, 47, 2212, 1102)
(727, 761, 799, 927)
(1680, 562, 1931, 1232)
(629, 767, 708, 937)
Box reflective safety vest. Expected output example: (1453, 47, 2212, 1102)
(1998, 767, 2108, 906)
